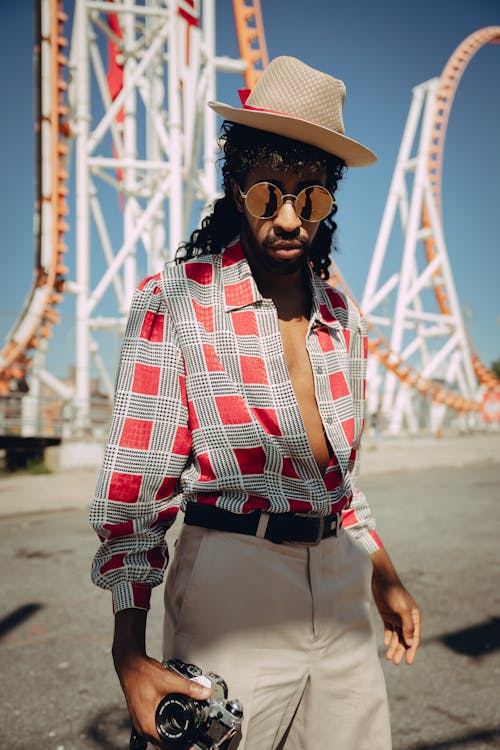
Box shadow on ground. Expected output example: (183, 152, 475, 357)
(440, 617, 500, 658)
(404, 725, 500, 749)
(0, 603, 43, 638)
(84, 705, 132, 750)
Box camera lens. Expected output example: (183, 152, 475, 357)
(156, 693, 200, 743)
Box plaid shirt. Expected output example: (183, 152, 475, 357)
(91, 241, 382, 613)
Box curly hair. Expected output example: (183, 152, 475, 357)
(176, 122, 346, 279)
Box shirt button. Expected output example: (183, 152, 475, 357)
(317, 366, 323, 375)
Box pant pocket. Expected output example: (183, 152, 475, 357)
(164, 524, 208, 633)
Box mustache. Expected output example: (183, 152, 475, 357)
(264, 234, 308, 250)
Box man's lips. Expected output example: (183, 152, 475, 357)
(269, 241, 306, 253)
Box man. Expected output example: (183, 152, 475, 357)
(91, 56, 421, 749)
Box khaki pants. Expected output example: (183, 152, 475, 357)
(163, 523, 391, 750)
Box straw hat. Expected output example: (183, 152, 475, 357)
(208, 56, 376, 167)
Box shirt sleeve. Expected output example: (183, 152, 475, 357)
(90, 275, 192, 613)
(341, 314, 384, 554)
(342, 463, 383, 554)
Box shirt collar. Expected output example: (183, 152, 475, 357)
(221, 239, 343, 332)
(309, 273, 344, 332)
(221, 240, 264, 312)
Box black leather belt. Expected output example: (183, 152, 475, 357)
(184, 502, 340, 545)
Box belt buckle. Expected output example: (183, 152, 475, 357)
(295, 514, 325, 546)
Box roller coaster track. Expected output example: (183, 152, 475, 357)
(363, 26, 500, 413)
(0, 5, 497, 425)
(232, 0, 268, 88)
(423, 26, 500, 394)
(0, 0, 70, 395)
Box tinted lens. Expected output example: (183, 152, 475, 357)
(244, 182, 333, 221)
(245, 182, 280, 218)
(295, 186, 333, 221)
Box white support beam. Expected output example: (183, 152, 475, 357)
(66, 0, 245, 434)
(361, 76, 477, 434)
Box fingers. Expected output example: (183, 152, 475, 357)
(401, 605, 416, 647)
(384, 625, 406, 665)
(173, 674, 212, 701)
(145, 659, 212, 700)
(404, 607, 422, 665)
(383, 604, 422, 666)
(383, 626, 392, 647)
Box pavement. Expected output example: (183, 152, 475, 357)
(0, 430, 499, 518)
(1, 431, 500, 749)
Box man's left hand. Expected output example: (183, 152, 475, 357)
(370, 549, 421, 666)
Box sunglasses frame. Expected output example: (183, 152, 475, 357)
(238, 181, 334, 223)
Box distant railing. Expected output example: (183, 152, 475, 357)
(0, 394, 112, 439)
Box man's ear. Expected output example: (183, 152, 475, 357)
(230, 179, 244, 213)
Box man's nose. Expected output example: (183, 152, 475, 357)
(273, 198, 301, 233)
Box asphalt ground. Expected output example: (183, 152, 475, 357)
(0, 437, 499, 749)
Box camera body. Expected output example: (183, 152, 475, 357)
(155, 659, 243, 750)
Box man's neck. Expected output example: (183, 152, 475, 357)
(251, 263, 312, 321)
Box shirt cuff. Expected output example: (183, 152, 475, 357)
(111, 581, 152, 614)
(354, 528, 384, 555)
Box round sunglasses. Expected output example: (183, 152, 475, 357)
(238, 182, 334, 222)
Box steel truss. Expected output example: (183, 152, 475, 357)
(67, 0, 246, 434)
(361, 78, 478, 435)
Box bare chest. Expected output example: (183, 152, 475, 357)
(279, 318, 331, 474)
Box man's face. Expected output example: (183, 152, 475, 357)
(231, 164, 328, 277)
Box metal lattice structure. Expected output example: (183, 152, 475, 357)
(0, 0, 268, 439)
(361, 27, 500, 434)
(1, 9, 498, 441)
(66, 0, 265, 434)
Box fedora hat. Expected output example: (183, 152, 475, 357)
(208, 56, 377, 167)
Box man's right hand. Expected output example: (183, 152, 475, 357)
(112, 609, 211, 749)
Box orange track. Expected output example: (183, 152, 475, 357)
(353, 27, 500, 410)
(423, 26, 500, 394)
(0, 0, 69, 395)
(232, 0, 268, 88)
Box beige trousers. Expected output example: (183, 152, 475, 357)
(163, 523, 391, 750)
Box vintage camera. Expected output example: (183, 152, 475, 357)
(154, 658, 244, 749)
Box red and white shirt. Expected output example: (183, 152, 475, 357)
(90, 241, 383, 613)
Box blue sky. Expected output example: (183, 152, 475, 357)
(1, 0, 499, 383)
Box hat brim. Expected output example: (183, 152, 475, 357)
(208, 101, 377, 168)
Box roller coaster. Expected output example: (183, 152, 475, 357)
(0, 1, 498, 446)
